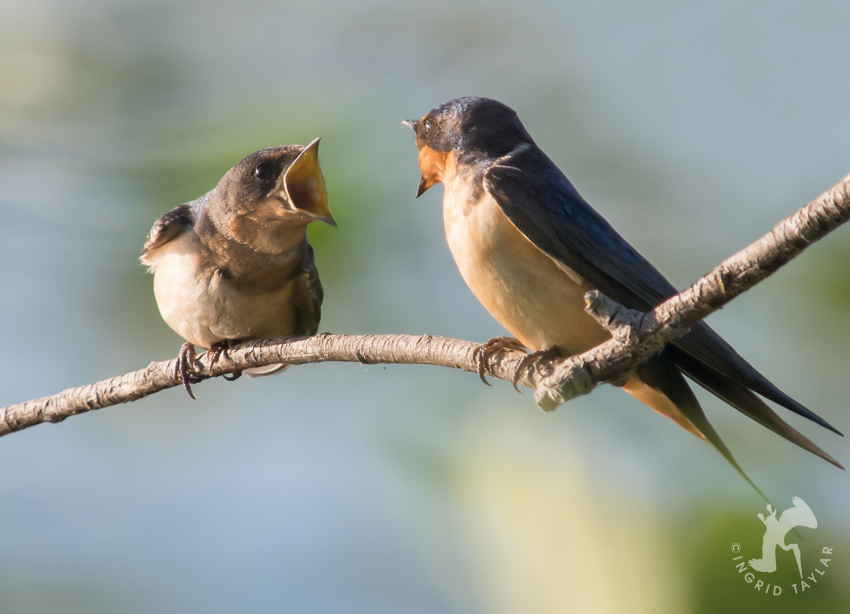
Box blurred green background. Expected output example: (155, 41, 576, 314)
(1, 0, 848, 612)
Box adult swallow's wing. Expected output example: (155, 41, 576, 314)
(483, 145, 841, 466)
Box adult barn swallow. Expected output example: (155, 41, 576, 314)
(141, 139, 335, 397)
(407, 96, 842, 477)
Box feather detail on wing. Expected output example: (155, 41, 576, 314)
(243, 242, 323, 378)
(140, 204, 196, 267)
(293, 241, 323, 336)
(482, 145, 840, 456)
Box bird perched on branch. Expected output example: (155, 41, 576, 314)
(405, 96, 842, 484)
(141, 139, 335, 398)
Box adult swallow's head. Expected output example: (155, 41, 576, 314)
(208, 138, 336, 253)
(404, 97, 534, 196)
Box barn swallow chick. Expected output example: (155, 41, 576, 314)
(406, 97, 842, 482)
(141, 139, 335, 398)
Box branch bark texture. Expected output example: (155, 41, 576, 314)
(2, 173, 849, 437)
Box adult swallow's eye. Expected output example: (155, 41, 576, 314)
(423, 119, 433, 135)
(254, 162, 273, 180)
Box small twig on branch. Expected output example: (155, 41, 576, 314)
(2, 173, 849, 437)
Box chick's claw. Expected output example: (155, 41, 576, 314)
(206, 340, 244, 381)
(207, 340, 232, 370)
(176, 341, 202, 399)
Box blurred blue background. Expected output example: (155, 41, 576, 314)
(1, 0, 848, 612)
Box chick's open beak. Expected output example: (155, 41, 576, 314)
(284, 138, 336, 226)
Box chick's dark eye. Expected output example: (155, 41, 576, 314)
(423, 119, 433, 135)
(253, 162, 273, 180)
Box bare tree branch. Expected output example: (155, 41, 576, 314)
(0, 334, 535, 437)
(2, 173, 849, 437)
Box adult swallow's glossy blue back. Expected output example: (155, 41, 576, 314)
(406, 96, 842, 480)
